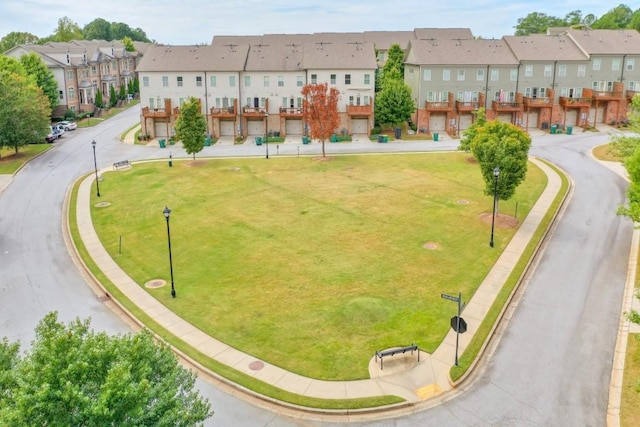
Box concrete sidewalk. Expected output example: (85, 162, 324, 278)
(75, 155, 561, 408)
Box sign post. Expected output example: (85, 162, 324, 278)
(441, 292, 466, 366)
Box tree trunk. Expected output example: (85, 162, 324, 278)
(321, 140, 326, 157)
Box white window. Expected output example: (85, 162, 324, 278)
(593, 59, 601, 71)
(378, 52, 385, 62)
(524, 87, 531, 97)
(627, 59, 635, 71)
(491, 69, 499, 81)
(578, 65, 585, 77)
(244, 76, 250, 87)
(297, 97, 302, 108)
(177, 76, 183, 87)
(525, 65, 533, 77)
(364, 74, 371, 84)
(311, 74, 317, 84)
(149, 98, 154, 109)
(215, 98, 220, 107)
(612, 59, 620, 71)
(477, 69, 484, 81)
(281, 97, 287, 107)
(363, 95, 370, 105)
(162, 76, 168, 87)
(210, 76, 217, 87)
(278, 76, 284, 87)
(68, 88, 75, 99)
(264, 76, 269, 87)
(443, 69, 450, 81)
(559, 65, 567, 77)
(348, 95, 354, 105)
(539, 87, 546, 97)
(510, 69, 517, 81)
(67, 70, 73, 79)
(457, 69, 465, 81)
(297, 76, 303, 87)
(330, 74, 336, 84)
(544, 65, 552, 77)
(561, 87, 568, 97)
(423, 69, 431, 81)
(143, 76, 149, 87)
(196, 76, 202, 87)
(345, 74, 351, 84)
(229, 76, 235, 87)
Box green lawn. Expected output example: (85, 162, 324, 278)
(0, 144, 52, 174)
(622, 333, 640, 426)
(91, 153, 546, 380)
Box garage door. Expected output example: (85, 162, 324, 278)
(220, 120, 234, 136)
(154, 122, 170, 138)
(497, 114, 513, 125)
(524, 111, 538, 130)
(247, 120, 264, 136)
(428, 114, 446, 131)
(594, 106, 606, 125)
(458, 114, 473, 133)
(564, 110, 578, 127)
(285, 119, 303, 135)
(351, 118, 368, 134)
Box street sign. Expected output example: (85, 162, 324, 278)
(441, 293, 460, 302)
(451, 316, 467, 333)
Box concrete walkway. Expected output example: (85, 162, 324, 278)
(74, 154, 562, 408)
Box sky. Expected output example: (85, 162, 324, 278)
(0, 1, 631, 45)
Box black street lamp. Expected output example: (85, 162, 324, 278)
(91, 140, 100, 197)
(163, 206, 176, 298)
(489, 167, 500, 248)
(265, 111, 269, 159)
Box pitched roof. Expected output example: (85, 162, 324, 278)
(566, 28, 640, 55)
(503, 34, 588, 61)
(301, 41, 377, 69)
(212, 35, 264, 46)
(136, 44, 249, 72)
(244, 42, 304, 71)
(406, 38, 518, 65)
(414, 28, 474, 40)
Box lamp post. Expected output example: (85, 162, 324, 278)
(489, 167, 500, 248)
(265, 111, 269, 159)
(91, 140, 100, 197)
(163, 206, 176, 298)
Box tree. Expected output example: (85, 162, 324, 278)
(374, 79, 414, 127)
(514, 12, 566, 35)
(0, 312, 213, 425)
(466, 119, 532, 201)
(458, 108, 488, 152)
(109, 84, 117, 107)
(82, 18, 111, 41)
(95, 88, 104, 108)
(119, 84, 126, 100)
(122, 36, 136, 52)
(19, 52, 58, 112)
(0, 69, 51, 152)
(46, 17, 84, 42)
(616, 95, 640, 222)
(0, 32, 39, 53)
(302, 83, 340, 158)
(592, 4, 633, 29)
(382, 44, 405, 83)
(175, 97, 207, 160)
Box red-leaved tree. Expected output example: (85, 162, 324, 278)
(302, 83, 340, 158)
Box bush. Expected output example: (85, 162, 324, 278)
(64, 109, 77, 121)
(371, 126, 381, 136)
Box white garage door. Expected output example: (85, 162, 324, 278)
(564, 110, 578, 127)
(524, 111, 538, 130)
(154, 122, 170, 138)
(247, 120, 264, 136)
(594, 106, 606, 125)
(285, 119, 303, 135)
(458, 114, 474, 133)
(220, 120, 234, 136)
(428, 114, 446, 131)
(351, 118, 368, 134)
(497, 113, 513, 125)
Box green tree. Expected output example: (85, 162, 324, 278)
(0, 32, 39, 53)
(46, 17, 84, 42)
(616, 95, 640, 222)
(175, 97, 207, 160)
(122, 36, 136, 52)
(374, 79, 414, 127)
(19, 52, 58, 112)
(610, 95, 640, 158)
(82, 18, 111, 40)
(119, 83, 126, 100)
(592, 4, 633, 29)
(630, 10, 640, 31)
(133, 76, 140, 93)
(95, 88, 104, 108)
(514, 12, 566, 35)
(109, 84, 117, 107)
(381, 43, 405, 84)
(466, 119, 532, 200)
(0, 69, 51, 151)
(0, 55, 27, 77)
(0, 312, 213, 426)
(458, 108, 488, 152)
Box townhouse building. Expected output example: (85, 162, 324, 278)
(4, 40, 147, 117)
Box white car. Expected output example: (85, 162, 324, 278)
(57, 121, 77, 131)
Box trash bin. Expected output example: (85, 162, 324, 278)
(331, 134, 338, 142)
(302, 136, 310, 144)
(205, 137, 211, 146)
(383, 135, 388, 143)
(159, 139, 166, 148)
(255, 137, 262, 145)
(377, 135, 384, 143)
(394, 127, 401, 139)
(550, 124, 557, 134)
(566, 125, 573, 135)
(433, 132, 439, 142)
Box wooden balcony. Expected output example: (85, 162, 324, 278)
(591, 91, 623, 101)
(280, 107, 303, 117)
(559, 97, 592, 108)
(492, 101, 522, 112)
(627, 90, 638, 100)
(425, 101, 453, 112)
(211, 106, 236, 118)
(242, 106, 267, 117)
(347, 104, 373, 116)
(523, 97, 552, 107)
(142, 107, 170, 118)
(455, 101, 480, 112)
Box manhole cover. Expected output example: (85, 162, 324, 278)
(249, 360, 264, 371)
(423, 242, 439, 250)
(145, 279, 166, 289)
(457, 199, 469, 205)
(95, 202, 111, 208)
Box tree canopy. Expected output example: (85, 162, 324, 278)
(374, 78, 414, 127)
(513, 5, 640, 34)
(302, 83, 340, 157)
(175, 97, 207, 160)
(18, 52, 58, 112)
(0, 312, 213, 426)
(616, 95, 640, 222)
(0, 32, 39, 53)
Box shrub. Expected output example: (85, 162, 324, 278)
(64, 109, 77, 121)
(371, 126, 381, 135)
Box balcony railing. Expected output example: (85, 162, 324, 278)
(142, 107, 170, 118)
(211, 106, 236, 117)
(591, 91, 623, 100)
(559, 97, 592, 108)
(523, 97, 552, 107)
(492, 101, 522, 112)
(242, 106, 268, 116)
(425, 101, 453, 111)
(455, 101, 480, 112)
(280, 107, 303, 116)
(347, 105, 373, 115)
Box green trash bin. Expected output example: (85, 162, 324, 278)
(330, 134, 338, 142)
(383, 135, 388, 143)
(255, 137, 262, 145)
(433, 132, 439, 142)
(566, 126, 573, 135)
(205, 137, 211, 146)
(159, 139, 166, 148)
(302, 136, 310, 144)
(550, 125, 557, 134)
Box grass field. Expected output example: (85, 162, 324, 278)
(90, 152, 546, 380)
(0, 144, 52, 174)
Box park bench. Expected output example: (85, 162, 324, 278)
(375, 343, 419, 370)
(113, 160, 131, 170)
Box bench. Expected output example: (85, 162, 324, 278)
(375, 343, 419, 370)
(113, 160, 131, 170)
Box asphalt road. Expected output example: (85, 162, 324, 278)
(0, 109, 632, 426)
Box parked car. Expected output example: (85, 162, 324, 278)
(45, 128, 57, 143)
(51, 125, 64, 138)
(57, 121, 77, 131)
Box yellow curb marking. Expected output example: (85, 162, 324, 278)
(415, 384, 442, 400)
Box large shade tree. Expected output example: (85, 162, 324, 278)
(0, 312, 213, 426)
(0, 32, 40, 53)
(374, 78, 414, 128)
(302, 82, 340, 158)
(175, 97, 207, 160)
(18, 52, 58, 112)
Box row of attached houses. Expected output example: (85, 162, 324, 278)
(4, 40, 149, 116)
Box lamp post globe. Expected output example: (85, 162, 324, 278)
(489, 167, 500, 248)
(91, 140, 100, 197)
(163, 206, 176, 298)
